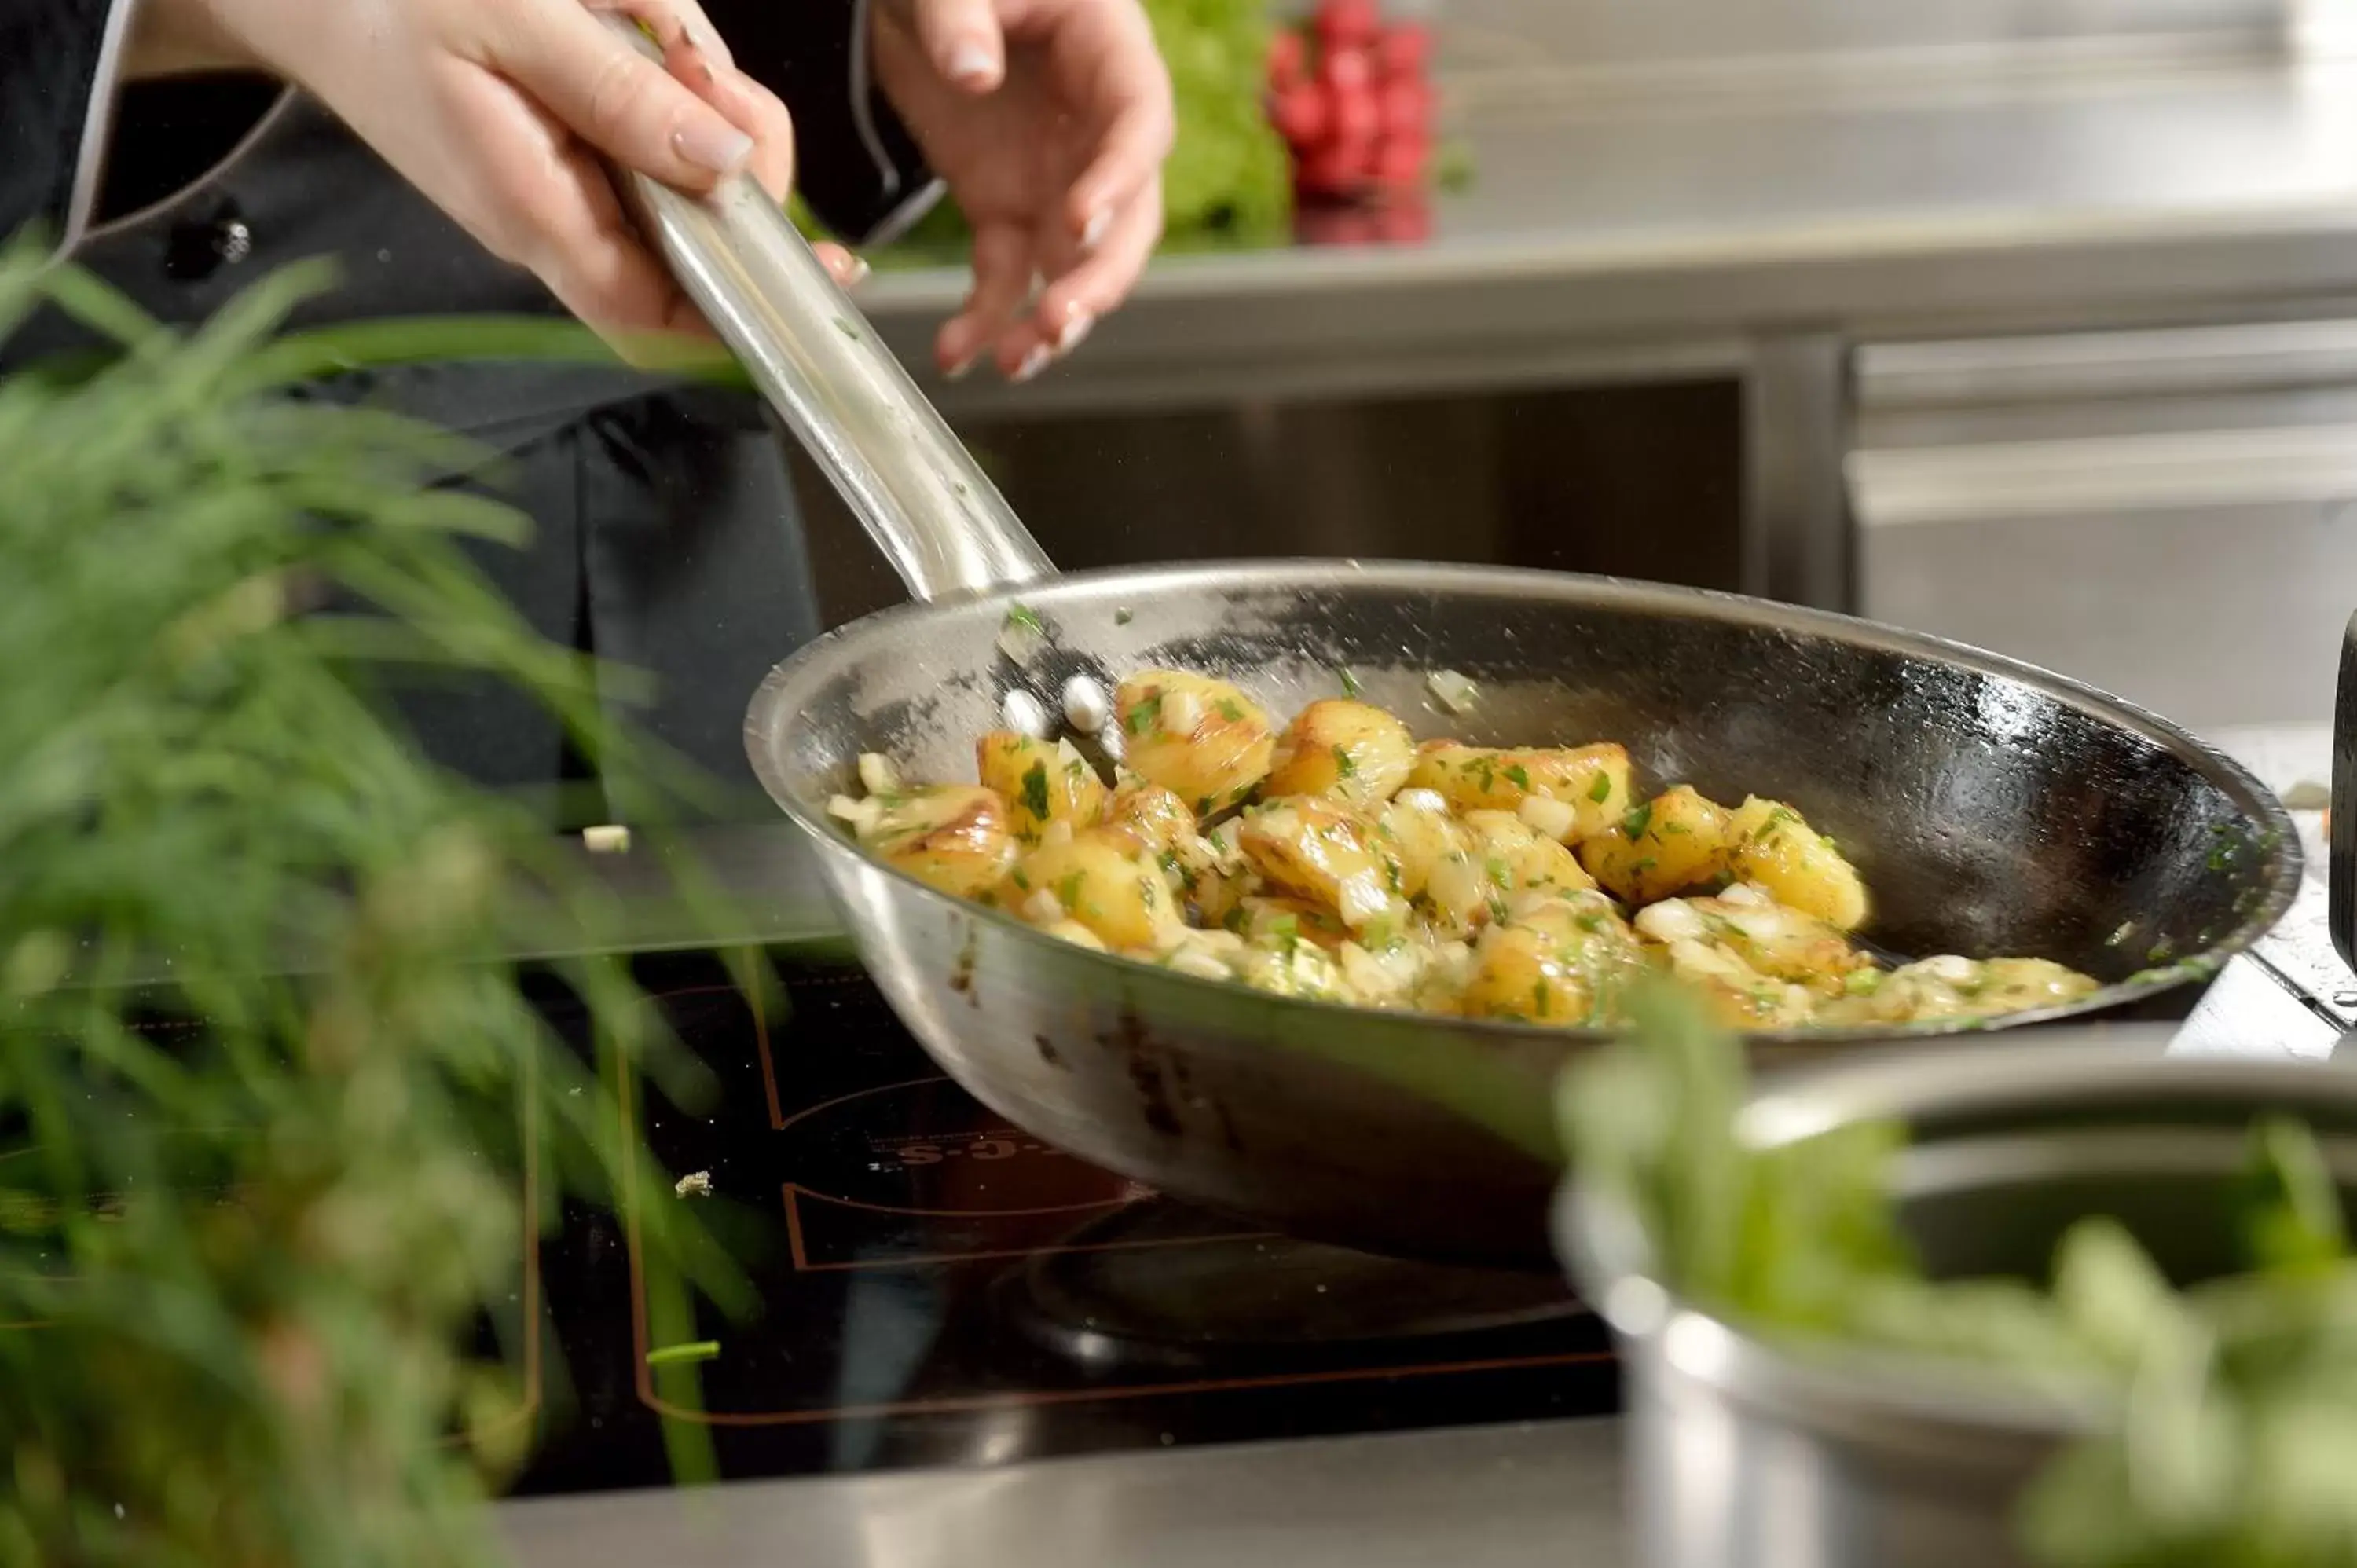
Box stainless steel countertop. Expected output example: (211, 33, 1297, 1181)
(503, 1416, 1631, 1568)
(864, 23, 2357, 415)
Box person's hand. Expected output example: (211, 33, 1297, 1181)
(130, 0, 867, 343)
(868, 0, 1176, 381)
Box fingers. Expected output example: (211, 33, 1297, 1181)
(1058, 3, 1175, 248)
(596, 0, 736, 71)
(904, 0, 1006, 91)
(997, 181, 1160, 380)
(664, 35, 797, 200)
(812, 241, 871, 289)
(936, 220, 1036, 376)
(481, 0, 763, 190)
(447, 69, 708, 344)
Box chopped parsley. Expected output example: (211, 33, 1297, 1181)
(1125, 692, 1164, 735)
(1622, 801, 1655, 840)
(1338, 667, 1363, 698)
(1534, 978, 1553, 1014)
(1114, 607, 1134, 625)
(1018, 760, 1050, 820)
(1588, 773, 1613, 804)
(1485, 855, 1512, 889)
(1215, 698, 1246, 723)
(1054, 870, 1087, 910)
(832, 317, 860, 340)
(1222, 904, 1249, 933)
(1004, 603, 1045, 636)
(1011, 868, 1031, 891)
(1333, 746, 1358, 777)
(1504, 764, 1531, 792)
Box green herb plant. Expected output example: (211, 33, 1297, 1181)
(0, 243, 737, 1567)
(1566, 986, 2357, 1568)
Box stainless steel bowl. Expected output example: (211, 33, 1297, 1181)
(1556, 1029, 2357, 1568)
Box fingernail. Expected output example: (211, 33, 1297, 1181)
(1055, 307, 1094, 355)
(676, 119, 754, 175)
(947, 41, 998, 86)
(1080, 207, 1112, 251)
(691, 23, 735, 69)
(842, 255, 873, 288)
(944, 351, 981, 381)
(1011, 343, 1052, 383)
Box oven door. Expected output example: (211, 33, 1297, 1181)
(1853, 319, 2357, 731)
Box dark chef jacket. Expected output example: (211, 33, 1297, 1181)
(1, 0, 938, 817)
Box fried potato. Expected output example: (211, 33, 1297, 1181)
(1264, 698, 1417, 808)
(1634, 883, 1869, 995)
(1113, 670, 1277, 816)
(1728, 797, 1868, 932)
(1406, 742, 1631, 839)
(1827, 954, 2097, 1026)
(848, 784, 1018, 899)
(1003, 830, 1181, 951)
(1237, 797, 1409, 932)
(977, 731, 1105, 844)
(1576, 785, 1734, 906)
(1376, 787, 1469, 899)
(1462, 809, 1598, 901)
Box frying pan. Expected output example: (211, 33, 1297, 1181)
(603, 24, 2301, 1266)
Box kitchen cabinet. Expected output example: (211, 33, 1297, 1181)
(1854, 319, 2357, 727)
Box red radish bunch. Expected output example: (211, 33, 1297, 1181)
(1268, 0, 1435, 203)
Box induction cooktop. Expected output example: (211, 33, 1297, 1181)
(511, 951, 1620, 1497)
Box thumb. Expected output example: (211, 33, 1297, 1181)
(907, 0, 1005, 93)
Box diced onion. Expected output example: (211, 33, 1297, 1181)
(1720, 881, 1773, 908)
(1163, 689, 1202, 735)
(1043, 920, 1107, 952)
(1516, 793, 1576, 841)
(1165, 947, 1233, 982)
(1633, 899, 1706, 943)
(1427, 669, 1478, 714)
(1023, 889, 1065, 925)
(1922, 954, 1978, 984)
(582, 823, 632, 855)
(1395, 787, 1448, 815)
(1061, 674, 1110, 735)
(827, 794, 881, 837)
(857, 753, 900, 795)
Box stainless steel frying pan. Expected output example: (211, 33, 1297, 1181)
(605, 32, 2300, 1265)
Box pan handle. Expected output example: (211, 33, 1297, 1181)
(2333, 610, 2357, 970)
(598, 15, 1052, 603)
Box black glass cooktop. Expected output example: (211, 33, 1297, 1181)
(510, 951, 1618, 1496)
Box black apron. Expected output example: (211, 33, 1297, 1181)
(27, 89, 826, 824)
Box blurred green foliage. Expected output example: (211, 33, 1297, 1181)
(0, 244, 731, 1567)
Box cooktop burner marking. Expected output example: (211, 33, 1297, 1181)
(599, 982, 1618, 1430)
